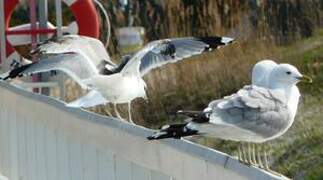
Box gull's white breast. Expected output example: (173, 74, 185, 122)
(273, 85, 300, 139)
(83, 74, 147, 103)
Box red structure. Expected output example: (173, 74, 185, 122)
(2, 0, 100, 60)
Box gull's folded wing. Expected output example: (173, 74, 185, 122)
(121, 36, 234, 76)
(209, 86, 289, 138)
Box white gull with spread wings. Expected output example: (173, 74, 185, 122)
(2, 35, 234, 123)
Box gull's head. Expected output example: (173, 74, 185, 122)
(252, 60, 277, 87)
(269, 64, 312, 88)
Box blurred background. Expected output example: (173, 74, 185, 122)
(10, 0, 323, 179)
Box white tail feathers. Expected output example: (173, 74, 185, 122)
(66, 90, 108, 108)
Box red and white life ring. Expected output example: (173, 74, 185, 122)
(3, 0, 100, 61)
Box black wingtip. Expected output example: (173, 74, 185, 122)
(0, 72, 10, 81)
(177, 110, 210, 123)
(3, 63, 33, 80)
(147, 123, 199, 140)
(160, 41, 176, 58)
(2, 76, 9, 81)
(147, 136, 154, 140)
(197, 36, 234, 51)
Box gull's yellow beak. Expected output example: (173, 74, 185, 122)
(297, 75, 313, 83)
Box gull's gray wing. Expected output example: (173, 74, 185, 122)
(208, 85, 290, 139)
(121, 36, 234, 76)
(33, 35, 117, 70)
(7, 53, 98, 89)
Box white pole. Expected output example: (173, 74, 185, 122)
(55, 0, 64, 100)
(38, 0, 48, 41)
(55, 0, 63, 37)
(0, 0, 6, 70)
(38, 0, 50, 95)
(29, 0, 37, 53)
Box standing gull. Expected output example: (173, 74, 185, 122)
(2, 35, 234, 123)
(147, 63, 311, 168)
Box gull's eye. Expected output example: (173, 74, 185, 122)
(286, 71, 291, 75)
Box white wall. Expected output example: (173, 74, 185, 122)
(0, 82, 286, 180)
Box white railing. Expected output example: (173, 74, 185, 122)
(0, 82, 286, 180)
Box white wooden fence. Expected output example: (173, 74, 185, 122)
(0, 82, 286, 180)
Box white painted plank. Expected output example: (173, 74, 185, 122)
(17, 116, 27, 180)
(115, 157, 132, 180)
(151, 170, 172, 180)
(68, 138, 83, 180)
(34, 120, 47, 180)
(45, 128, 58, 180)
(181, 153, 207, 180)
(0, 92, 5, 173)
(205, 162, 238, 180)
(3, 104, 11, 178)
(26, 115, 37, 180)
(0, 100, 9, 177)
(98, 150, 115, 180)
(56, 133, 71, 180)
(131, 163, 150, 180)
(0, 173, 9, 180)
(9, 107, 18, 180)
(82, 144, 98, 180)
